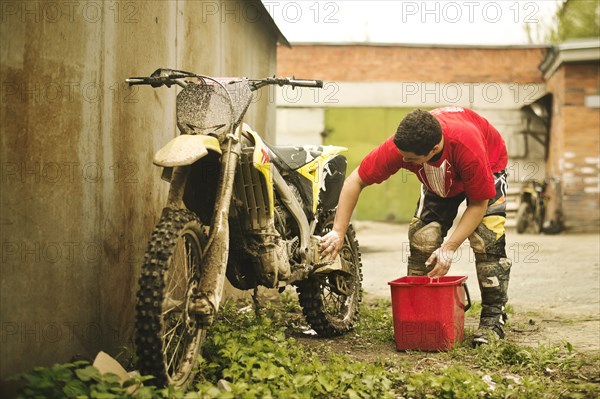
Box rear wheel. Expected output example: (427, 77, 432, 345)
(296, 211, 363, 336)
(135, 208, 208, 388)
(516, 202, 531, 234)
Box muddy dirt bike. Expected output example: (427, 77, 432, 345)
(126, 68, 362, 387)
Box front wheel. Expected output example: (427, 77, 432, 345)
(296, 210, 363, 337)
(135, 208, 208, 388)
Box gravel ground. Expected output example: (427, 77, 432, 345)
(355, 220, 600, 352)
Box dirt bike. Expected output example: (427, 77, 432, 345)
(125, 68, 362, 387)
(515, 179, 547, 234)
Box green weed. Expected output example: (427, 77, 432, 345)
(13, 295, 600, 399)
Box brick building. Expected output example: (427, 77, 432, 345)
(278, 44, 546, 84)
(276, 43, 549, 223)
(539, 39, 600, 232)
(275, 42, 599, 231)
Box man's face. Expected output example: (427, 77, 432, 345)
(398, 148, 437, 165)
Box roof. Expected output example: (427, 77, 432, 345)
(282, 41, 551, 50)
(539, 38, 600, 79)
(254, 0, 290, 47)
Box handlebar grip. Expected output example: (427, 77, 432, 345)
(126, 77, 166, 88)
(125, 78, 147, 86)
(289, 79, 323, 88)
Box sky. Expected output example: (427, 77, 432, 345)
(263, 0, 564, 45)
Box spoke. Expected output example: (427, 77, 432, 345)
(163, 312, 185, 345)
(166, 239, 186, 298)
(167, 328, 189, 371)
(165, 323, 186, 372)
(162, 231, 202, 378)
(162, 297, 185, 316)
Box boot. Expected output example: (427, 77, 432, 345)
(472, 255, 512, 346)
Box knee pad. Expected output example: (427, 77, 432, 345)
(407, 218, 443, 275)
(409, 218, 443, 254)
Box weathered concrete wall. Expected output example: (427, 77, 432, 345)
(0, 0, 278, 392)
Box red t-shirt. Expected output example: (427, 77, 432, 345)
(358, 107, 508, 201)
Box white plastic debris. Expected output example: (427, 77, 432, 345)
(482, 374, 497, 391)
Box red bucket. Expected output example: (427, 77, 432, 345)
(388, 276, 471, 351)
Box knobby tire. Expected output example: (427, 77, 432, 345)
(135, 208, 208, 388)
(297, 210, 363, 337)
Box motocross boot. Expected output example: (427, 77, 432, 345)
(469, 216, 512, 346)
(407, 218, 443, 276)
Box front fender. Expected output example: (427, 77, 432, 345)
(154, 135, 221, 167)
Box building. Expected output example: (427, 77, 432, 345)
(539, 39, 600, 232)
(0, 1, 287, 394)
(277, 43, 549, 222)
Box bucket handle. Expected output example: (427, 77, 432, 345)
(463, 283, 472, 312)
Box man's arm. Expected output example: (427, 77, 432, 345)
(427, 198, 487, 277)
(319, 168, 367, 260)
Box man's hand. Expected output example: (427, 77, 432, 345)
(426, 247, 456, 278)
(425, 198, 487, 278)
(319, 230, 343, 261)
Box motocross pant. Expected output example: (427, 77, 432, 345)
(407, 171, 512, 320)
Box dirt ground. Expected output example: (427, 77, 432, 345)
(353, 221, 600, 353)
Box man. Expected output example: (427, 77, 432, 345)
(320, 107, 511, 346)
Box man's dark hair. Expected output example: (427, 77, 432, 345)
(393, 109, 442, 156)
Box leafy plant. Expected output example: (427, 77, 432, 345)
(13, 361, 167, 399)
(13, 294, 600, 399)
(355, 297, 395, 344)
(193, 299, 395, 399)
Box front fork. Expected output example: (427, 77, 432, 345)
(166, 132, 241, 327)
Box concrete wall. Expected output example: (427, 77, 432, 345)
(0, 0, 279, 392)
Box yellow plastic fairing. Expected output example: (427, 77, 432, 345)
(296, 146, 347, 213)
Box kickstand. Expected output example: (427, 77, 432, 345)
(252, 286, 260, 318)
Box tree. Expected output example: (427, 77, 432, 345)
(546, 0, 600, 43)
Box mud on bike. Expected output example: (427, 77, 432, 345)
(126, 68, 363, 387)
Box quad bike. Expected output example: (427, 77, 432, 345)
(126, 69, 362, 387)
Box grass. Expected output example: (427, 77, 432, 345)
(13, 291, 600, 399)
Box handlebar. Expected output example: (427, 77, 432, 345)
(250, 77, 323, 90)
(290, 79, 323, 88)
(125, 68, 324, 91)
(125, 78, 154, 86)
(125, 76, 186, 88)
(126, 68, 196, 88)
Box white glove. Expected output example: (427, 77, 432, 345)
(426, 247, 455, 278)
(318, 230, 343, 261)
